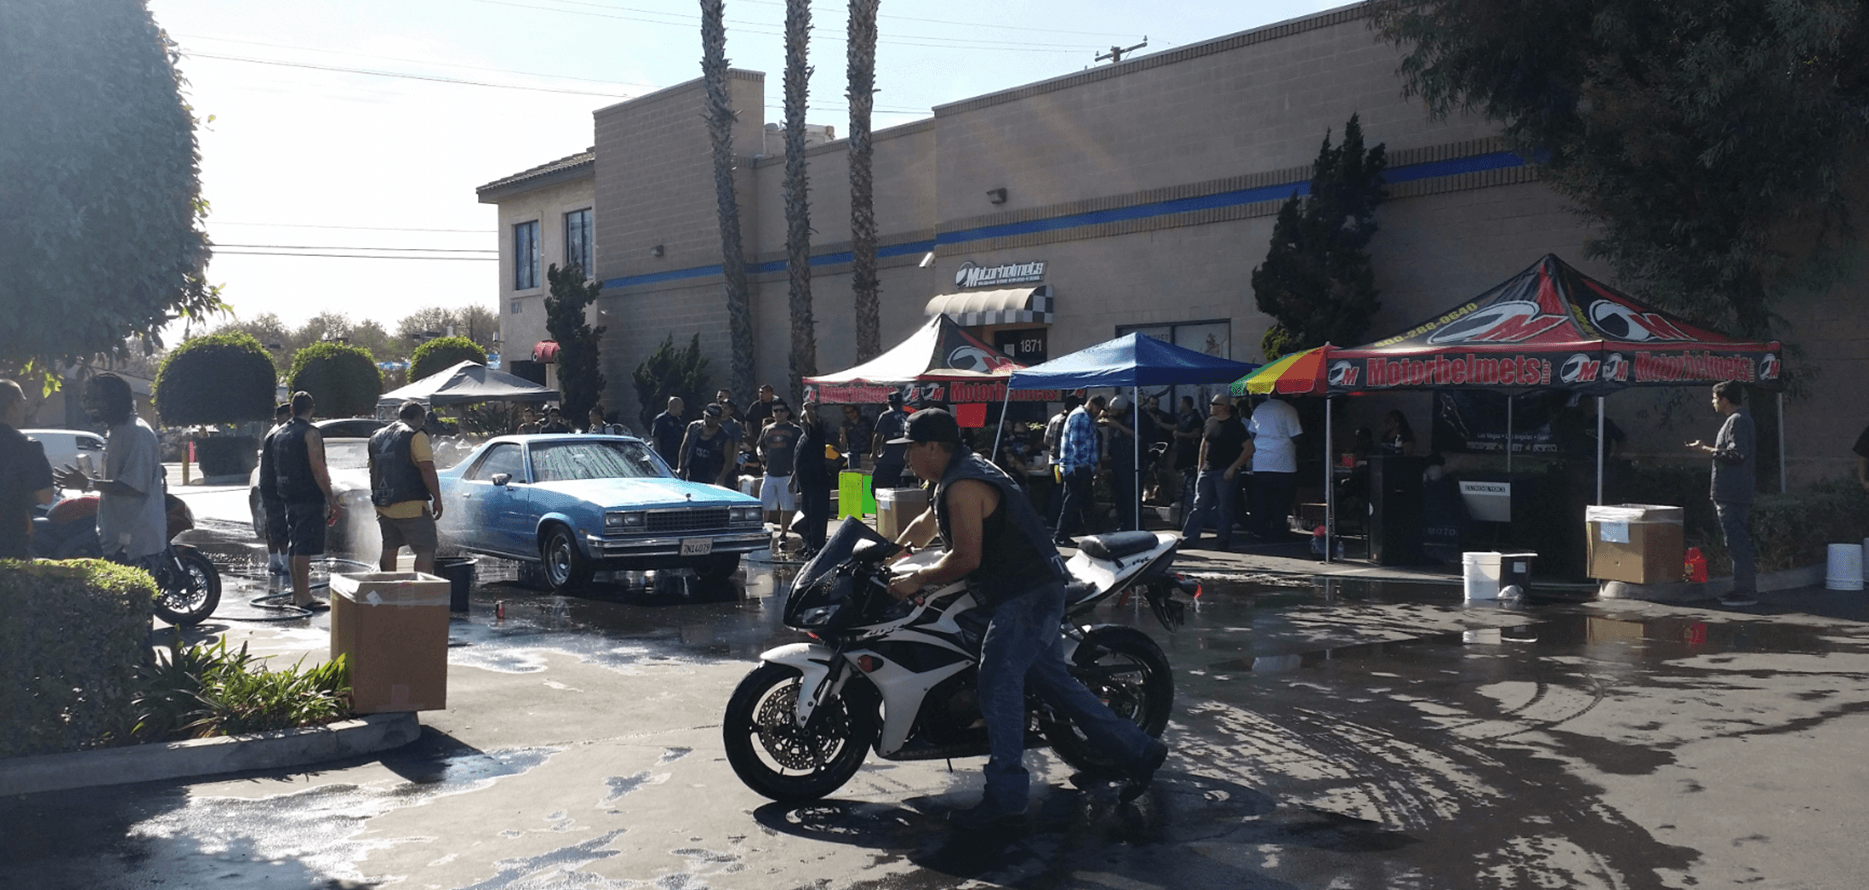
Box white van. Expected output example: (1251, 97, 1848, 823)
(22, 428, 106, 477)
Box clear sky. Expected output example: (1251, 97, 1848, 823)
(144, 0, 1350, 341)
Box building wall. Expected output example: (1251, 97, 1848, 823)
(489, 174, 595, 387)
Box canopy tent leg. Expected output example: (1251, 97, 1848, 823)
(989, 386, 1012, 466)
(1596, 395, 1605, 505)
(1506, 395, 1514, 473)
(1324, 395, 1334, 564)
(1133, 384, 1142, 532)
(1779, 390, 1788, 493)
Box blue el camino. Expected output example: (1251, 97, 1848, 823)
(437, 434, 765, 590)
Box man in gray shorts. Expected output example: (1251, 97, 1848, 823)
(368, 401, 444, 573)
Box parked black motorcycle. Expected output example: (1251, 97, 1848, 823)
(32, 493, 221, 626)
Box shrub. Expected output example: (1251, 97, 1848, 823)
(408, 336, 486, 384)
(1750, 479, 1869, 573)
(153, 332, 276, 426)
(133, 635, 351, 741)
(0, 559, 154, 757)
(288, 341, 382, 417)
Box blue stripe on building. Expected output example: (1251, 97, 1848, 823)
(601, 151, 1526, 291)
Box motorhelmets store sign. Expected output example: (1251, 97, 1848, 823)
(954, 260, 1045, 288)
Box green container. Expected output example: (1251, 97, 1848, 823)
(838, 471, 876, 518)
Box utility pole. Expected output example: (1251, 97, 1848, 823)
(1096, 37, 1147, 64)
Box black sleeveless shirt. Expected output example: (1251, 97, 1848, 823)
(933, 448, 1067, 609)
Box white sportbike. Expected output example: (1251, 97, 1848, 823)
(723, 517, 1194, 801)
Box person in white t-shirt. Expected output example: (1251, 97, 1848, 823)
(1248, 394, 1302, 539)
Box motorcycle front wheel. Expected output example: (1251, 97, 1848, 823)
(153, 548, 221, 626)
(723, 663, 875, 802)
(1043, 625, 1174, 773)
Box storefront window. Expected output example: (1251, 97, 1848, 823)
(1117, 320, 1232, 409)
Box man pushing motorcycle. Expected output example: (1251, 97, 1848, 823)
(884, 408, 1168, 829)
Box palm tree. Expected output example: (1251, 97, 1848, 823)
(846, 0, 882, 361)
(783, 0, 817, 399)
(700, 0, 755, 397)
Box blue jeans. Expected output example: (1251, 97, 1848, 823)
(1716, 500, 1756, 594)
(977, 581, 1159, 810)
(1181, 469, 1241, 547)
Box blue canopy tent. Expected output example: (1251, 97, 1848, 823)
(1004, 333, 1258, 531)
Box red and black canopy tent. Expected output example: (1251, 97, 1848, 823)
(1269, 255, 1784, 559)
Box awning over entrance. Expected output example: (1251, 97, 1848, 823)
(924, 285, 1053, 327)
(532, 340, 559, 363)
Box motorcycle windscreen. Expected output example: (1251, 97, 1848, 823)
(785, 516, 897, 629)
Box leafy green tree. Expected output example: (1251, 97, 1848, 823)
(545, 263, 606, 424)
(632, 334, 712, 430)
(0, 0, 222, 383)
(395, 305, 499, 351)
(409, 336, 487, 383)
(1371, 0, 1869, 337)
(287, 342, 381, 418)
(1251, 114, 1387, 359)
(153, 332, 276, 426)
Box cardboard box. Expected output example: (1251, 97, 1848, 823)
(1585, 504, 1685, 584)
(874, 486, 928, 542)
(329, 572, 451, 714)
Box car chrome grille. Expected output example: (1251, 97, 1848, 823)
(644, 507, 731, 534)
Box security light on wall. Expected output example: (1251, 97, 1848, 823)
(650, 244, 664, 257)
(986, 188, 1008, 204)
(918, 251, 936, 269)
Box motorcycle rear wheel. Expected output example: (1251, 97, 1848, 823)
(723, 663, 874, 802)
(1043, 625, 1174, 774)
(153, 549, 221, 627)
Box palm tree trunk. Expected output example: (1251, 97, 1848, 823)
(700, 0, 755, 397)
(846, 0, 882, 361)
(783, 0, 816, 400)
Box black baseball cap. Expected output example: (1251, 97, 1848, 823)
(885, 392, 904, 406)
(887, 407, 960, 446)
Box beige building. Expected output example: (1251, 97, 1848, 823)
(476, 148, 595, 392)
(480, 3, 1865, 481)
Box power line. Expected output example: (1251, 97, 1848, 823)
(185, 53, 634, 98)
(212, 250, 497, 261)
(175, 33, 664, 90)
(213, 244, 496, 253)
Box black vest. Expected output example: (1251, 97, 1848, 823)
(934, 449, 1066, 609)
(369, 423, 429, 506)
(269, 417, 322, 502)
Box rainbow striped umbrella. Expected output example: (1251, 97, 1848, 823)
(1228, 346, 1330, 396)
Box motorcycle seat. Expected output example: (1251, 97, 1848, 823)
(1074, 531, 1159, 561)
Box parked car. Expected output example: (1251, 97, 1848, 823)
(247, 437, 375, 553)
(314, 417, 388, 439)
(21, 429, 106, 479)
(437, 434, 765, 589)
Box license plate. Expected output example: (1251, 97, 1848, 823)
(680, 538, 713, 556)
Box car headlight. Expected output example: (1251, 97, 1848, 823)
(731, 506, 761, 524)
(605, 511, 645, 529)
(798, 605, 836, 627)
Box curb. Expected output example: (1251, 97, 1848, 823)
(0, 712, 420, 797)
(1597, 562, 1826, 603)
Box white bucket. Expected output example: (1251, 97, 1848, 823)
(1825, 543, 1863, 591)
(1463, 552, 1503, 601)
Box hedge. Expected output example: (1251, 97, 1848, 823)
(0, 560, 154, 757)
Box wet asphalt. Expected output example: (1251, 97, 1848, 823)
(4, 486, 1868, 889)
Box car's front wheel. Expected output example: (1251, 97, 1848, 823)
(541, 525, 594, 592)
(695, 553, 741, 581)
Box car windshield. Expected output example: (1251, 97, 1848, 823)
(530, 440, 668, 483)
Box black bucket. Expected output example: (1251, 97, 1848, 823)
(436, 556, 477, 612)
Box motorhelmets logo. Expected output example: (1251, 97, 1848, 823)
(1327, 360, 1358, 388)
(1602, 352, 1629, 382)
(1559, 353, 1599, 384)
(1587, 299, 1692, 342)
(1759, 353, 1781, 381)
(1425, 301, 1564, 345)
(946, 345, 1011, 374)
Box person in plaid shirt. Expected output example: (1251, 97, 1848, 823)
(1053, 395, 1105, 546)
